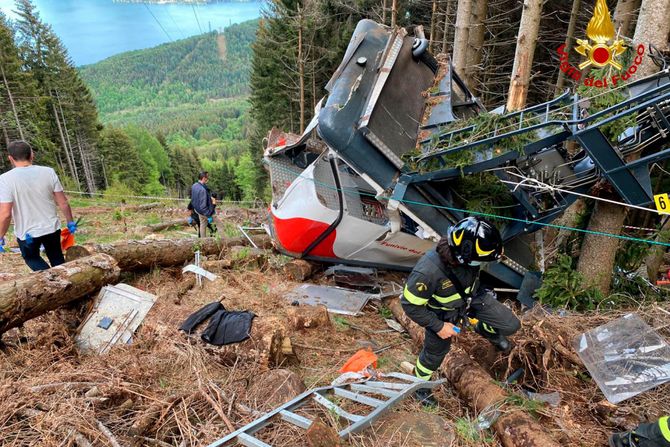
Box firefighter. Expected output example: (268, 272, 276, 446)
(609, 416, 670, 447)
(401, 216, 521, 405)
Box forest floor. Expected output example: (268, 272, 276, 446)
(0, 198, 668, 447)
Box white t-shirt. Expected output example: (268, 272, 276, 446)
(0, 165, 64, 240)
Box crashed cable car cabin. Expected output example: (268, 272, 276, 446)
(264, 19, 670, 289)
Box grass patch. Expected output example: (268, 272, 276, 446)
(454, 417, 494, 443)
(505, 394, 545, 417)
(332, 316, 351, 330)
(378, 305, 393, 319)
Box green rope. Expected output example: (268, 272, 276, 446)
(267, 159, 670, 248)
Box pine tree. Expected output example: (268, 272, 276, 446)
(0, 12, 54, 173)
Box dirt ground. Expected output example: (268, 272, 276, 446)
(0, 198, 668, 446)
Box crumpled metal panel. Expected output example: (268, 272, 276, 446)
(75, 284, 157, 355)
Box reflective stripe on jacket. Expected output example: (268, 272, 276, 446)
(400, 248, 479, 333)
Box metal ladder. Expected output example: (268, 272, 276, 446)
(207, 372, 445, 447)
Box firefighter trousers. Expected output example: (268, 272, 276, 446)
(414, 292, 520, 380)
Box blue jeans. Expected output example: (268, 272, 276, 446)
(17, 230, 65, 271)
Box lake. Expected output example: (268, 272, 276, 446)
(0, 0, 263, 66)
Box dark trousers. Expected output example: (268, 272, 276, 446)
(17, 230, 65, 271)
(417, 292, 521, 375)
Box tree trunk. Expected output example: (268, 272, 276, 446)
(163, 275, 196, 305)
(0, 50, 24, 140)
(576, 201, 626, 294)
(613, 0, 641, 38)
(382, 0, 387, 24)
(391, 0, 397, 28)
(79, 236, 257, 271)
(385, 297, 562, 447)
(465, 0, 488, 91)
(429, 0, 438, 52)
(632, 0, 670, 78)
(555, 0, 582, 94)
(0, 254, 120, 334)
(579, 0, 669, 293)
(442, 0, 453, 54)
(52, 100, 78, 188)
(506, 0, 543, 111)
(298, 6, 305, 133)
(645, 217, 670, 281)
(56, 90, 80, 188)
(144, 218, 190, 232)
(452, 0, 472, 77)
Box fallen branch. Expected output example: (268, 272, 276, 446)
(199, 385, 235, 432)
(96, 420, 123, 447)
(386, 297, 561, 447)
(29, 382, 102, 393)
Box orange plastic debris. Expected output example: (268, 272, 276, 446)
(61, 227, 75, 251)
(339, 348, 377, 373)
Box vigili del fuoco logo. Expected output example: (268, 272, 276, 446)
(557, 0, 645, 88)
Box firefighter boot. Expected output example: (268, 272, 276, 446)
(475, 321, 512, 353)
(609, 417, 670, 447)
(414, 387, 437, 407)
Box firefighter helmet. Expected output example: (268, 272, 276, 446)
(447, 217, 503, 265)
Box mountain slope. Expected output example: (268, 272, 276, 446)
(79, 20, 257, 116)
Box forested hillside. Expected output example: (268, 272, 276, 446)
(76, 20, 258, 201)
(0, 1, 259, 201)
(79, 21, 256, 115)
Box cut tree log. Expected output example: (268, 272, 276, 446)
(286, 305, 331, 330)
(144, 218, 190, 232)
(203, 316, 287, 370)
(132, 202, 162, 211)
(68, 237, 260, 271)
(201, 259, 233, 272)
(229, 246, 270, 269)
(164, 275, 197, 305)
(0, 254, 120, 334)
(284, 259, 319, 281)
(386, 297, 561, 447)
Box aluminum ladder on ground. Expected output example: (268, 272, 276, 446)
(207, 372, 445, 447)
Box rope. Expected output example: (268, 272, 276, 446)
(499, 175, 659, 215)
(266, 159, 670, 248)
(64, 190, 262, 205)
(144, 4, 173, 42)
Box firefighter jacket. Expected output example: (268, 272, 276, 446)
(400, 248, 479, 333)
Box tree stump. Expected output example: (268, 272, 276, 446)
(286, 305, 331, 330)
(284, 259, 319, 281)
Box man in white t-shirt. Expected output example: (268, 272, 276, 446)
(0, 141, 77, 271)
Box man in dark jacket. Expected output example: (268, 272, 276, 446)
(191, 171, 215, 238)
(401, 216, 521, 405)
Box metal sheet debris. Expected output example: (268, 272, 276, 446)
(285, 284, 375, 316)
(76, 284, 157, 355)
(182, 264, 218, 282)
(574, 313, 670, 403)
(324, 265, 378, 288)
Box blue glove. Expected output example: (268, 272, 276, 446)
(207, 216, 213, 224)
(25, 233, 33, 245)
(67, 221, 77, 234)
(0, 237, 5, 253)
(187, 216, 193, 225)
